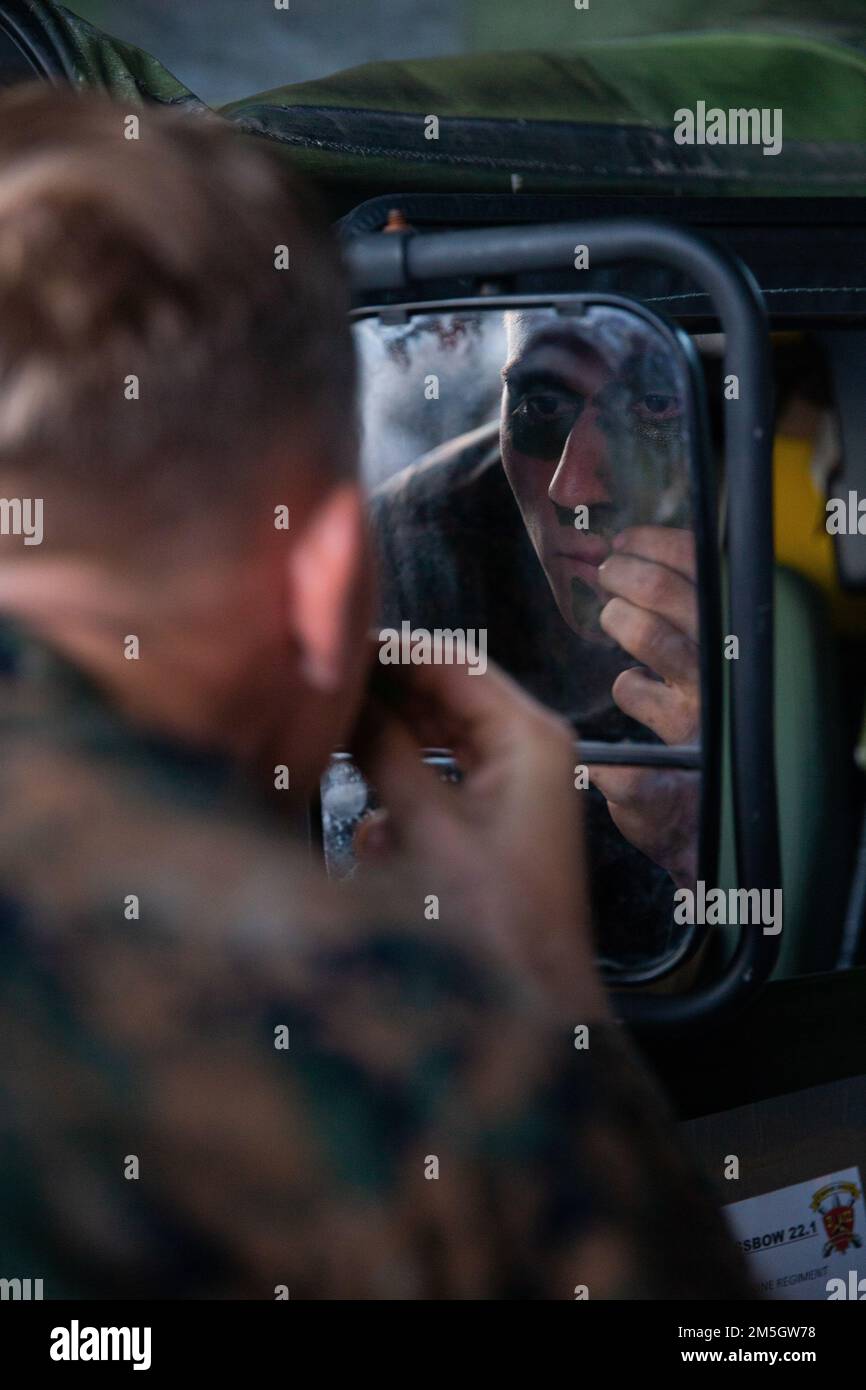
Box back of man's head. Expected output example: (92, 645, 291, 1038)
(0, 86, 356, 567)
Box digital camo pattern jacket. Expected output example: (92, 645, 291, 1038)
(0, 618, 751, 1299)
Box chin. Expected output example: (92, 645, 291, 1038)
(562, 610, 618, 648)
(547, 582, 610, 646)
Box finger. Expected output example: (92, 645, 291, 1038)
(611, 666, 700, 745)
(611, 526, 696, 582)
(588, 762, 656, 808)
(599, 596, 699, 687)
(353, 809, 394, 865)
(596, 551, 699, 642)
(352, 697, 453, 838)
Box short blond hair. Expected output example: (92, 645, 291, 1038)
(0, 86, 355, 559)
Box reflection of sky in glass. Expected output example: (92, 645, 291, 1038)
(355, 313, 507, 488)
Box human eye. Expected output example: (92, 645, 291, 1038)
(505, 379, 583, 458)
(516, 389, 581, 423)
(631, 392, 683, 424)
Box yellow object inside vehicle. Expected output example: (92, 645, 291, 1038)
(774, 434, 866, 637)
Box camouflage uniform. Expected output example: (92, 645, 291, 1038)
(0, 617, 751, 1299)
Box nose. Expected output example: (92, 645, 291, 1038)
(548, 406, 612, 511)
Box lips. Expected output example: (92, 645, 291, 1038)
(548, 537, 611, 598)
(552, 536, 611, 568)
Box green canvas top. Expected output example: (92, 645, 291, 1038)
(222, 30, 866, 138)
(223, 30, 866, 200)
(4, 5, 866, 203)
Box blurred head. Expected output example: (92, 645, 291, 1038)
(0, 87, 372, 791)
(500, 308, 689, 640)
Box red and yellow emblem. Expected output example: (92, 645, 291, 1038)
(811, 1181, 863, 1257)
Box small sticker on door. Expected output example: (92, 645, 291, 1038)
(724, 1166, 865, 1299)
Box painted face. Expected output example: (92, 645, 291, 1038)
(499, 309, 690, 640)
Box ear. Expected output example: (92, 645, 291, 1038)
(285, 483, 367, 692)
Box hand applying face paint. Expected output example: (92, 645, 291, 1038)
(591, 525, 701, 889)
